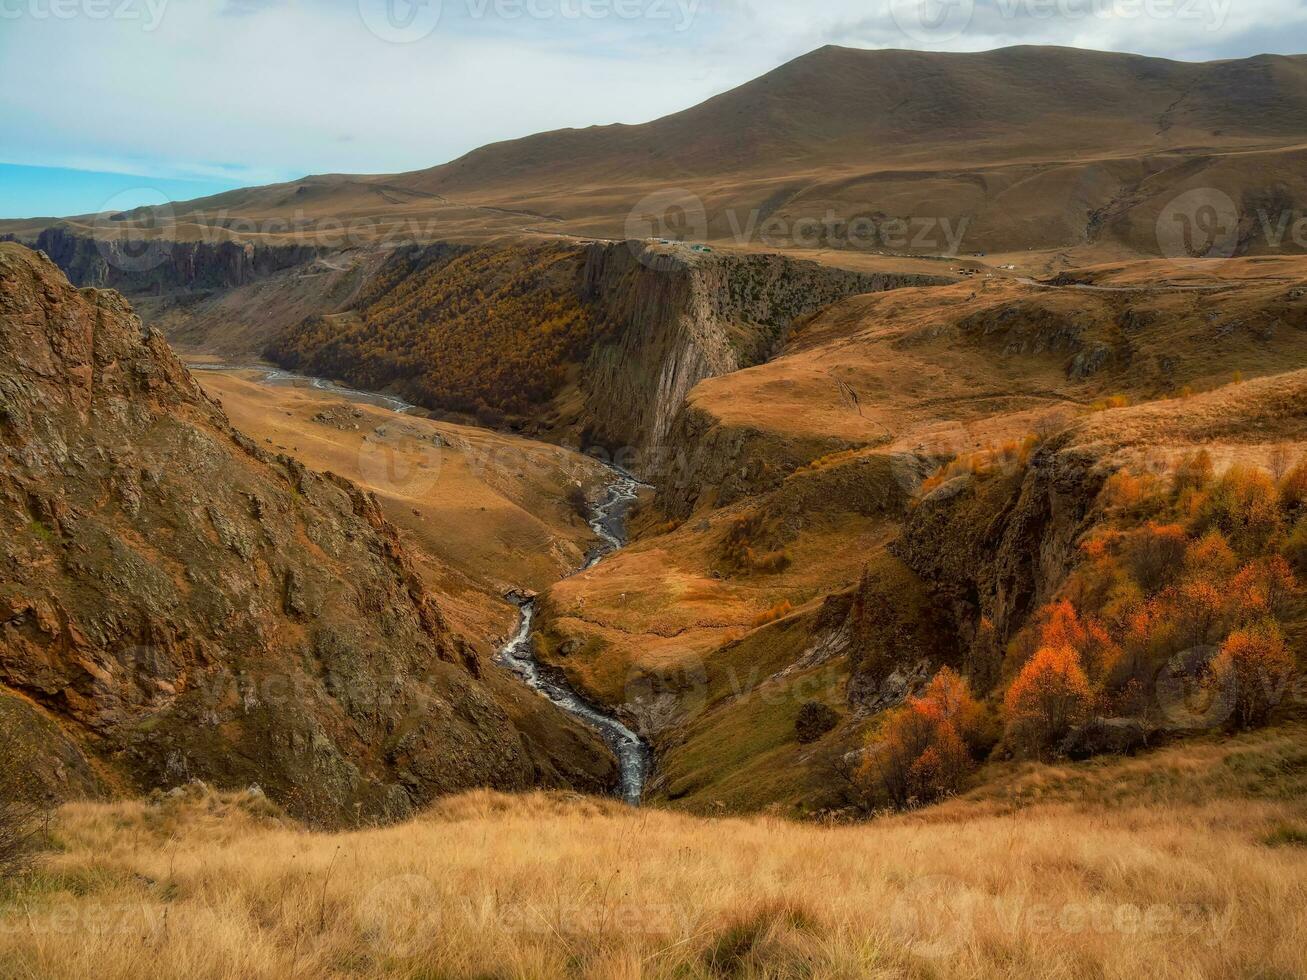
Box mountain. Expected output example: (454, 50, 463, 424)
(0, 243, 616, 822)
(7, 46, 1307, 258)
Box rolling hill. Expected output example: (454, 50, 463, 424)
(8, 45, 1307, 261)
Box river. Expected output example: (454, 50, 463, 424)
(496, 472, 652, 805)
(191, 362, 654, 804)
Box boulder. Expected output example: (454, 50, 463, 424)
(1060, 717, 1154, 760)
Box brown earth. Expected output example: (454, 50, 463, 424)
(527, 256, 1307, 813)
(0, 243, 617, 823)
(8, 46, 1307, 265)
(191, 367, 609, 647)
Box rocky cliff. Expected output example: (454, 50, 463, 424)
(891, 438, 1109, 689)
(579, 242, 946, 458)
(0, 243, 616, 822)
(35, 226, 325, 294)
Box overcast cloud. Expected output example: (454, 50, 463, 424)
(2, 0, 1305, 216)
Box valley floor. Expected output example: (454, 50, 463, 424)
(2, 724, 1305, 979)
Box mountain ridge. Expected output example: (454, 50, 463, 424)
(8, 44, 1307, 260)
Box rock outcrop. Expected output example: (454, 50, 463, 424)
(580, 242, 946, 457)
(892, 437, 1109, 685)
(0, 243, 616, 823)
(35, 226, 324, 294)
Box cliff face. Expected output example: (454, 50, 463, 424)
(35, 226, 324, 294)
(890, 439, 1108, 685)
(0, 244, 616, 822)
(579, 242, 945, 457)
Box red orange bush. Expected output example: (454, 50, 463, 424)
(1211, 621, 1296, 729)
(859, 668, 984, 808)
(1002, 646, 1093, 758)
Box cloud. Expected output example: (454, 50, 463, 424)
(2, 0, 1304, 216)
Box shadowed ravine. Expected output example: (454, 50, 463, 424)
(190, 362, 653, 804)
(497, 472, 653, 805)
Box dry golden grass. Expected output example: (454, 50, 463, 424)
(2, 775, 1305, 980)
(194, 368, 607, 643)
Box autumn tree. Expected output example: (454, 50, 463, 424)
(1003, 646, 1093, 759)
(859, 668, 983, 809)
(1210, 621, 1297, 729)
(1198, 465, 1283, 552)
(1279, 459, 1307, 514)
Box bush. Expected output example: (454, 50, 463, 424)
(1198, 465, 1283, 552)
(1173, 450, 1215, 496)
(751, 600, 793, 628)
(1185, 530, 1239, 579)
(795, 701, 840, 744)
(859, 668, 982, 808)
(1210, 621, 1297, 729)
(918, 666, 988, 751)
(1229, 557, 1298, 621)
(722, 513, 789, 575)
(862, 702, 968, 809)
(1003, 646, 1093, 759)
(1123, 523, 1188, 592)
(1284, 519, 1307, 574)
(1280, 459, 1307, 514)
(1035, 601, 1121, 688)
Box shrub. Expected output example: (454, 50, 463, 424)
(1176, 578, 1227, 646)
(1210, 621, 1297, 729)
(751, 600, 793, 628)
(1229, 557, 1298, 621)
(1036, 601, 1121, 688)
(1280, 459, 1307, 514)
(1124, 523, 1188, 592)
(1102, 471, 1156, 511)
(1185, 530, 1239, 579)
(1284, 519, 1307, 574)
(1198, 465, 1283, 552)
(863, 702, 967, 808)
(1173, 450, 1214, 497)
(1091, 394, 1131, 411)
(859, 668, 982, 808)
(722, 513, 789, 574)
(795, 701, 840, 744)
(1003, 646, 1093, 759)
(918, 666, 990, 754)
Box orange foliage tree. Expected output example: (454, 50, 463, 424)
(1211, 621, 1297, 729)
(859, 667, 983, 809)
(1002, 646, 1093, 759)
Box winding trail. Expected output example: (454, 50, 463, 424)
(496, 472, 653, 805)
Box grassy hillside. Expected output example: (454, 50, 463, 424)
(267, 243, 602, 425)
(10, 47, 1307, 259)
(2, 731, 1305, 978)
(528, 256, 1307, 815)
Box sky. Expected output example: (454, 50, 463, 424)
(3, 0, 1307, 218)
